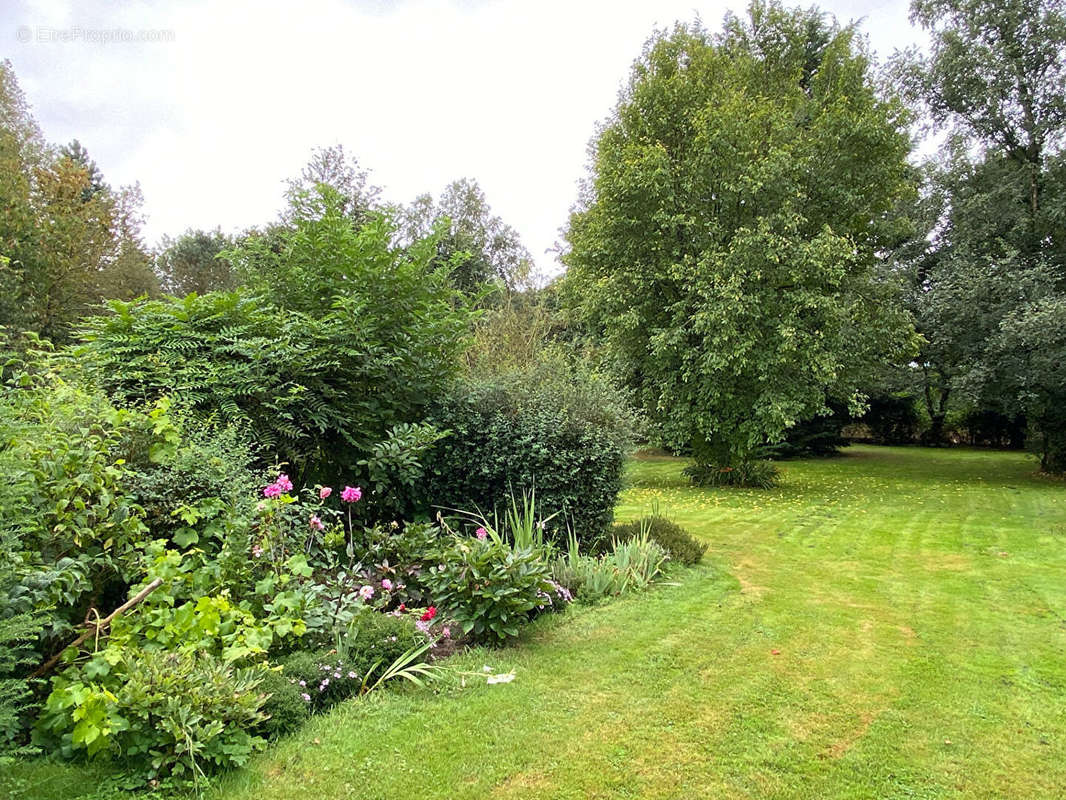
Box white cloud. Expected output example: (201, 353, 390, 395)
(7, 0, 920, 275)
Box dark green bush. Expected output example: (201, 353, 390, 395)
(120, 407, 260, 552)
(861, 394, 921, 445)
(684, 459, 780, 489)
(612, 516, 707, 565)
(257, 669, 310, 739)
(414, 352, 639, 547)
(763, 402, 851, 459)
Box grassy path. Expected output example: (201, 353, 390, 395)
(8, 446, 1066, 798)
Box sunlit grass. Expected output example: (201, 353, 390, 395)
(6, 445, 1065, 799)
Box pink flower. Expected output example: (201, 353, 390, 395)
(319, 486, 332, 499)
(475, 526, 488, 541)
(252, 544, 263, 558)
(276, 473, 293, 492)
(263, 483, 281, 499)
(359, 584, 374, 600)
(442, 626, 451, 638)
(415, 620, 430, 635)
(341, 485, 362, 503)
(381, 578, 393, 591)
(309, 514, 324, 531)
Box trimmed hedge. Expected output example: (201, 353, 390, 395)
(414, 361, 637, 547)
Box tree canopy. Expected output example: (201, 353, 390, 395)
(562, 3, 916, 468)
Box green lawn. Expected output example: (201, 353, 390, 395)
(7, 446, 1066, 799)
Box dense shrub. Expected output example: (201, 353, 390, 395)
(339, 610, 425, 673)
(0, 605, 37, 762)
(415, 352, 639, 546)
(763, 402, 851, 459)
(861, 395, 921, 445)
(36, 650, 267, 781)
(612, 516, 706, 565)
(0, 370, 150, 649)
(341, 522, 445, 609)
(257, 669, 310, 739)
(424, 534, 558, 644)
(78, 190, 472, 489)
(684, 459, 780, 489)
(120, 405, 261, 552)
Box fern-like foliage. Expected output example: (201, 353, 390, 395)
(76, 198, 473, 484)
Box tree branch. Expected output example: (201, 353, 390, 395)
(32, 578, 163, 678)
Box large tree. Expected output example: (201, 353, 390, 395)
(892, 0, 1066, 466)
(154, 228, 235, 296)
(562, 3, 915, 476)
(402, 178, 533, 295)
(0, 61, 156, 343)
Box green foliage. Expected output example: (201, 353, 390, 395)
(336, 609, 425, 673)
(683, 459, 780, 489)
(105, 590, 298, 665)
(0, 61, 156, 344)
(987, 291, 1066, 471)
(425, 535, 555, 644)
(417, 352, 638, 546)
(36, 650, 267, 782)
(340, 523, 445, 609)
(279, 613, 427, 710)
(860, 394, 922, 445)
(121, 403, 260, 553)
(764, 402, 851, 459)
(612, 516, 706, 566)
(0, 607, 38, 762)
(401, 177, 533, 294)
(0, 366, 151, 647)
(562, 5, 916, 469)
(80, 190, 471, 484)
(888, 0, 1066, 465)
(154, 228, 236, 297)
(550, 529, 668, 602)
(256, 669, 310, 740)
(357, 423, 450, 522)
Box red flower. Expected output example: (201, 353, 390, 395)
(420, 606, 437, 622)
(398, 603, 406, 612)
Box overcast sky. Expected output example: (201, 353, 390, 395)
(7, 0, 922, 276)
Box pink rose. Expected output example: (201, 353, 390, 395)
(263, 483, 281, 498)
(276, 473, 293, 492)
(309, 514, 325, 531)
(319, 486, 332, 499)
(341, 485, 362, 503)
(381, 578, 393, 591)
